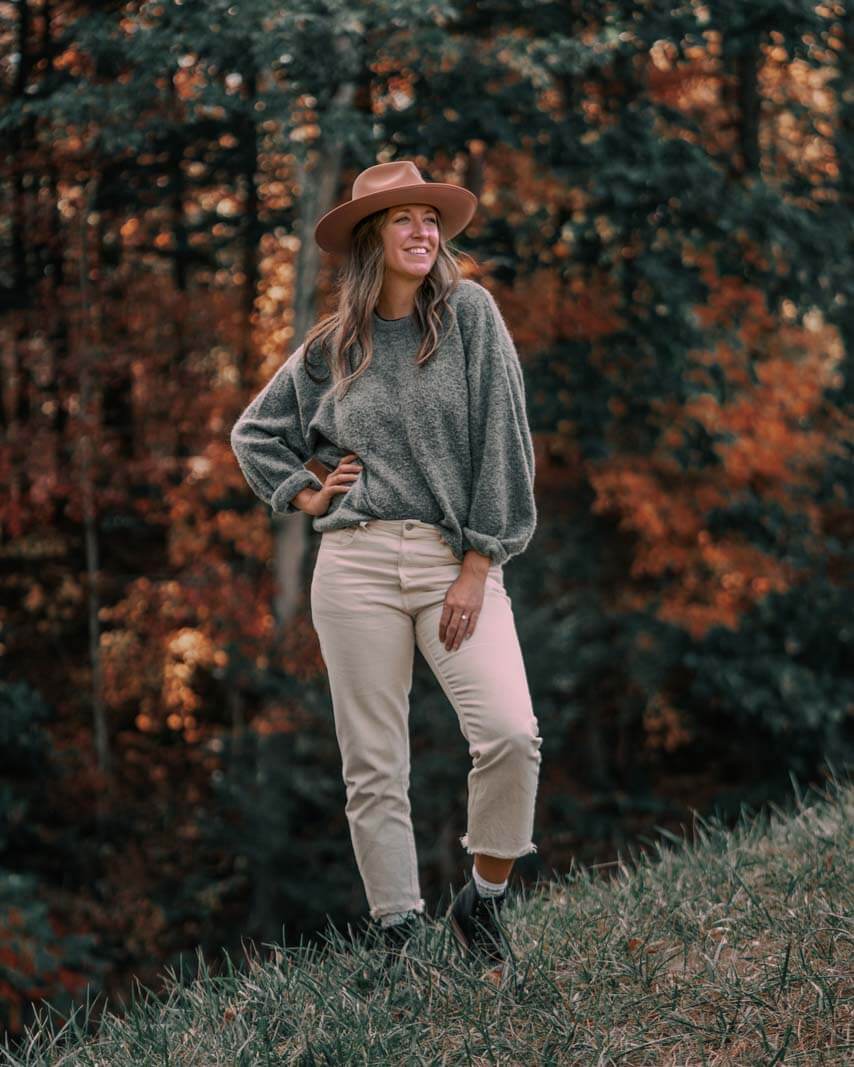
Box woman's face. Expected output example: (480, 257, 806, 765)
(380, 203, 440, 279)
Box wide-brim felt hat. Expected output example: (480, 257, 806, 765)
(314, 160, 478, 255)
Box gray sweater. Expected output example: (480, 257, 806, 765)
(229, 278, 537, 566)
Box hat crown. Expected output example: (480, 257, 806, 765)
(352, 160, 425, 200)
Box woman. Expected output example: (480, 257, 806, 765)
(230, 160, 543, 977)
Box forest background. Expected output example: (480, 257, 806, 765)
(0, 0, 851, 1044)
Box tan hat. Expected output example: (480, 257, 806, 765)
(314, 160, 478, 254)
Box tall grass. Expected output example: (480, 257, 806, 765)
(3, 769, 851, 1065)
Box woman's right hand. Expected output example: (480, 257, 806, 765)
(301, 453, 364, 517)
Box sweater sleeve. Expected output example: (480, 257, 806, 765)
(460, 284, 537, 566)
(229, 345, 325, 514)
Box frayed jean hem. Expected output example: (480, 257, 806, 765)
(459, 833, 538, 858)
(369, 897, 426, 922)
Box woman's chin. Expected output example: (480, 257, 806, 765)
(387, 260, 435, 283)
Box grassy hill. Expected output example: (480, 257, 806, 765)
(2, 771, 851, 1066)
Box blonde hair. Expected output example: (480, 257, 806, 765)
(301, 205, 476, 400)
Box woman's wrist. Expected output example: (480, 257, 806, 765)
(461, 548, 491, 579)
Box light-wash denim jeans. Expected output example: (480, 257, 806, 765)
(310, 517, 542, 921)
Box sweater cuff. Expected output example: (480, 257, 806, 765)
(270, 469, 324, 514)
(462, 527, 509, 567)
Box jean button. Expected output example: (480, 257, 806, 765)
(404, 521, 414, 530)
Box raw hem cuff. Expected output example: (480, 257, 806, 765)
(459, 833, 538, 858)
(369, 897, 426, 921)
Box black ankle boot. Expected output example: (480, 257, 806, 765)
(446, 878, 509, 968)
(373, 911, 425, 970)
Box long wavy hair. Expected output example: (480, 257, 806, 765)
(300, 204, 476, 400)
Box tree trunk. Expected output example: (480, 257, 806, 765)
(238, 68, 260, 389)
(78, 183, 111, 790)
(833, 10, 853, 403)
(734, 33, 762, 178)
(272, 41, 358, 636)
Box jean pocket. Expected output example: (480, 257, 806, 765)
(323, 524, 360, 548)
(435, 534, 461, 562)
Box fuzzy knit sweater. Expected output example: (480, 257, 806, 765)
(229, 278, 537, 566)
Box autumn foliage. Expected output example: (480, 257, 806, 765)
(1, 0, 851, 1046)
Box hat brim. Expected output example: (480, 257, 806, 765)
(314, 183, 478, 254)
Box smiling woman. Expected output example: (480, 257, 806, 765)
(229, 159, 542, 978)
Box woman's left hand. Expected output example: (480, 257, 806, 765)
(439, 571, 487, 651)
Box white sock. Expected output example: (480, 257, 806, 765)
(379, 908, 418, 928)
(472, 865, 508, 897)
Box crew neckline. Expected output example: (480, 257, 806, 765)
(372, 308, 416, 332)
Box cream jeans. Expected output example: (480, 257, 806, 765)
(310, 517, 543, 921)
